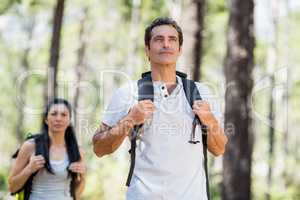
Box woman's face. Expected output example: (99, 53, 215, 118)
(45, 104, 71, 134)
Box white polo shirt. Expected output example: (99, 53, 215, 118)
(102, 76, 222, 200)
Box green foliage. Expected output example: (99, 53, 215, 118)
(0, 0, 20, 15)
(0, 169, 8, 191)
(207, 0, 227, 14)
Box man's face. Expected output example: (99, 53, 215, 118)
(145, 25, 182, 66)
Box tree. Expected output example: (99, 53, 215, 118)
(265, 0, 279, 199)
(192, 0, 206, 81)
(0, 0, 20, 14)
(222, 0, 255, 199)
(15, 16, 36, 143)
(44, 0, 65, 103)
(181, 0, 206, 78)
(73, 7, 89, 134)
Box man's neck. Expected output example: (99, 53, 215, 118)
(151, 64, 176, 84)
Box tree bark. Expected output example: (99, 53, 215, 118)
(222, 0, 255, 200)
(266, 75, 275, 200)
(73, 7, 88, 135)
(181, 0, 205, 78)
(15, 19, 35, 143)
(265, 0, 279, 199)
(125, 0, 141, 76)
(44, 0, 65, 103)
(282, 0, 290, 159)
(192, 0, 205, 81)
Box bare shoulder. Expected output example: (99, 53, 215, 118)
(19, 139, 35, 156)
(12, 139, 35, 164)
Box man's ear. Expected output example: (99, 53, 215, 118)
(45, 119, 48, 125)
(145, 45, 150, 56)
(179, 46, 182, 56)
(145, 45, 150, 61)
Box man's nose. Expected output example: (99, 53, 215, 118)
(163, 39, 170, 48)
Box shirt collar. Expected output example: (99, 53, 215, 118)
(152, 75, 183, 98)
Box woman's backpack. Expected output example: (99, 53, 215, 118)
(11, 133, 40, 200)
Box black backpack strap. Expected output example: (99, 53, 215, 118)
(11, 134, 41, 200)
(24, 134, 44, 200)
(181, 78, 210, 200)
(126, 72, 154, 186)
(141, 71, 187, 79)
(126, 71, 211, 200)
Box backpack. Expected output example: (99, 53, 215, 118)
(11, 133, 39, 200)
(11, 133, 78, 200)
(126, 71, 210, 200)
(11, 133, 59, 200)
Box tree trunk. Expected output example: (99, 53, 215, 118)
(192, 0, 205, 81)
(266, 75, 275, 200)
(125, 0, 141, 76)
(222, 0, 255, 200)
(265, 0, 279, 199)
(15, 19, 35, 143)
(181, 0, 205, 78)
(44, 0, 65, 103)
(74, 7, 88, 136)
(282, 0, 290, 158)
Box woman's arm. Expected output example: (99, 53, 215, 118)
(69, 148, 86, 199)
(8, 140, 45, 193)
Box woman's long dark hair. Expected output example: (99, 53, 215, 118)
(37, 98, 81, 199)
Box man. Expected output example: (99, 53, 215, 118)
(93, 17, 228, 200)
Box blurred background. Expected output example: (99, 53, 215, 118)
(0, 0, 299, 199)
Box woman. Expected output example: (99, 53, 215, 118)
(9, 98, 86, 200)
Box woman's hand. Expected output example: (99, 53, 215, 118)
(69, 161, 86, 181)
(26, 155, 45, 174)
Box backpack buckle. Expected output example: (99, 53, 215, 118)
(189, 118, 200, 144)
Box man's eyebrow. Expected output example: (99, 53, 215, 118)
(169, 36, 178, 39)
(152, 35, 164, 39)
(152, 35, 178, 39)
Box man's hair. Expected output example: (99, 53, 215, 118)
(144, 17, 183, 47)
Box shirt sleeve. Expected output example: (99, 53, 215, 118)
(195, 82, 224, 127)
(102, 83, 137, 127)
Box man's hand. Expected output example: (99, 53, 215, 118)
(192, 100, 216, 125)
(193, 100, 228, 156)
(127, 100, 155, 125)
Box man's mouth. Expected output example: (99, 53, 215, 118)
(54, 124, 64, 128)
(159, 51, 173, 55)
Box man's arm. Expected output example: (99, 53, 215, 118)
(205, 117, 228, 156)
(92, 117, 134, 157)
(92, 100, 155, 157)
(193, 100, 228, 156)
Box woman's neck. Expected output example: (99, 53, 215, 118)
(48, 131, 66, 147)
